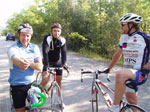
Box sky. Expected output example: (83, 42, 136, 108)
(0, 0, 34, 30)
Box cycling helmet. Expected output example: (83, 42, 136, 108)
(51, 23, 62, 30)
(119, 13, 142, 24)
(18, 23, 33, 34)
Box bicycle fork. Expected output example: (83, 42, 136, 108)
(90, 84, 99, 103)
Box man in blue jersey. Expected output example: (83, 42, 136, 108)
(104, 13, 150, 112)
(7, 23, 43, 112)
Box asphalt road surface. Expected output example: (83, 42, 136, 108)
(0, 36, 150, 112)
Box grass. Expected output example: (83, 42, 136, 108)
(77, 48, 123, 66)
(31, 39, 42, 45)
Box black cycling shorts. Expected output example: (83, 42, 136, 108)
(10, 83, 32, 108)
(126, 70, 148, 92)
(49, 61, 63, 76)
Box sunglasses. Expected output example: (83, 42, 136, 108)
(121, 23, 126, 27)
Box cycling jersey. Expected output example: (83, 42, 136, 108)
(119, 32, 150, 71)
(7, 41, 42, 85)
(42, 34, 67, 71)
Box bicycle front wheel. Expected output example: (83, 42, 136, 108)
(91, 82, 99, 112)
(120, 104, 146, 112)
(50, 82, 63, 112)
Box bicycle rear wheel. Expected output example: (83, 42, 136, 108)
(91, 82, 99, 112)
(49, 82, 63, 112)
(120, 104, 146, 112)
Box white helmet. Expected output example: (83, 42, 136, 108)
(119, 13, 142, 24)
(18, 23, 33, 34)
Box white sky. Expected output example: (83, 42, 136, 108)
(0, 0, 34, 29)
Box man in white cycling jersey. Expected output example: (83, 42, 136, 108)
(7, 23, 43, 112)
(104, 13, 150, 112)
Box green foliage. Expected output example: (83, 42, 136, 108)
(3, 0, 150, 61)
(67, 32, 87, 51)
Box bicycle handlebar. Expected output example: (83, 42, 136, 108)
(81, 69, 111, 82)
(31, 91, 46, 107)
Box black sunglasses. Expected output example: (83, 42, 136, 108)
(121, 23, 126, 27)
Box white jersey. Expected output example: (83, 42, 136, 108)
(119, 32, 150, 70)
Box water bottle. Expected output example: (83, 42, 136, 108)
(103, 92, 113, 107)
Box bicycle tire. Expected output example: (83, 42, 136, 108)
(50, 82, 63, 112)
(91, 82, 99, 112)
(120, 104, 146, 112)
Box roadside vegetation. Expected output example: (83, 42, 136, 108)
(2, 0, 150, 66)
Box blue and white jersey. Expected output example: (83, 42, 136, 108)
(7, 41, 42, 86)
(119, 32, 150, 70)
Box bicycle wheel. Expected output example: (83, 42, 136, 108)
(91, 82, 99, 112)
(120, 104, 146, 112)
(49, 82, 63, 112)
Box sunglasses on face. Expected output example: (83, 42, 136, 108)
(121, 23, 126, 27)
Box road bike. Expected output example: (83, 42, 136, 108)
(35, 67, 64, 112)
(10, 67, 64, 112)
(81, 69, 146, 112)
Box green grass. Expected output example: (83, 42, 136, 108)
(31, 39, 42, 45)
(77, 48, 123, 66)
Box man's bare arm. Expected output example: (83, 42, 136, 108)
(109, 48, 122, 70)
(12, 57, 30, 70)
(29, 59, 43, 71)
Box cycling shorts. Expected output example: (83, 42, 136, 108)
(10, 83, 32, 108)
(125, 70, 148, 92)
(49, 61, 63, 76)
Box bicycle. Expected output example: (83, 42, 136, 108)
(9, 67, 64, 112)
(35, 67, 64, 112)
(81, 69, 146, 112)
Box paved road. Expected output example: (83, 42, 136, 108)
(0, 36, 150, 112)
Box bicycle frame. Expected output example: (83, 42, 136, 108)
(81, 69, 113, 112)
(35, 67, 63, 112)
(81, 69, 146, 112)
(92, 77, 114, 107)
